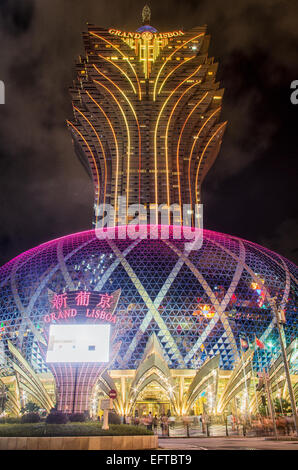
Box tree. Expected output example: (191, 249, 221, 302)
(0, 384, 8, 413)
(258, 395, 268, 416)
(273, 397, 292, 415)
(258, 403, 268, 416)
(20, 401, 40, 415)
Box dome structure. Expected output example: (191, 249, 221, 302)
(0, 226, 296, 375)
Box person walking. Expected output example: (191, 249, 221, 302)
(161, 414, 169, 436)
(148, 411, 153, 431)
(153, 414, 159, 434)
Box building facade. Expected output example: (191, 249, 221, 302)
(68, 17, 226, 226)
(0, 228, 297, 416)
(0, 10, 297, 418)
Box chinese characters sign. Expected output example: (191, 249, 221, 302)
(43, 290, 120, 325)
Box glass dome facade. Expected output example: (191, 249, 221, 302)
(0, 227, 297, 374)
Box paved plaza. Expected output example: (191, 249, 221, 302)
(158, 437, 298, 450)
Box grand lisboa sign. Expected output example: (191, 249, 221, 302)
(108, 29, 185, 40)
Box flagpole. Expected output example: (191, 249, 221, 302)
(270, 298, 298, 437)
(251, 342, 259, 415)
(263, 366, 278, 439)
(268, 343, 284, 416)
(255, 336, 267, 416)
(245, 334, 259, 415)
(240, 340, 250, 423)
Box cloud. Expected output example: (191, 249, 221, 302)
(260, 218, 298, 265)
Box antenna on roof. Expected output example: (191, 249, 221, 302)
(142, 5, 151, 25)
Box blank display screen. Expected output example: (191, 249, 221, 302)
(46, 324, 110, 363)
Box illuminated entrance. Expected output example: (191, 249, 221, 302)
(133, 380, 172, 417)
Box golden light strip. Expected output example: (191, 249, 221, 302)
(175, 92, 209, 215)
(188, 107, 221, 213)
(93, 64, 142, 210)
(73, 106, 107, 228)
(158, 55, 195, 95)
(67, 120, 101, 227)
(195, 122, 226, 205)
(97, 53, 137, 94)
(93, 79, 131, 223)
(85, 90, 120, 225)
(154, 65, 202, 223)
(90, 32, 142, 100)
(165, 82, 199, 220)
(153, 33, 204, 101)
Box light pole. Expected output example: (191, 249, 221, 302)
(263, 368, 278, 439)
(270, 298, 298, 436)
(267, 341, 284, 416)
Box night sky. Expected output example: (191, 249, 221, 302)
(0, 0, 297, 266)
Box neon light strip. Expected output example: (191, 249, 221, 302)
(64, 363, 69, 412)
(85, 363, 101, 411)
(85, 91, 119, 226)
(153, 33, 204, 101)
(90, 32, 142, 100)
(188, 107, 221, 223)
(73, 106, 107, 228)
(77, 364, 85, 413)
(195, 122, 226, 205)
(175, 92, 209, 215)
(158, 55, 195, 95)
(93, 80, 131, 223)
(93, 65, 142, 211)
(69, 362, 73, 413)
(80, 365, 89, 413)
(165, 82, 199, 221)
(97, 53, 137, 94)
(154, 65, 202, 222)
(67, 120, 101, 228)
(58, 364, 64, 411)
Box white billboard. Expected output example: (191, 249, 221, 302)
(46, 324, 110, 363)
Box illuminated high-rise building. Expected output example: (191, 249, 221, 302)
(0, 9, 296, 420)
(68, 8, 226, 226)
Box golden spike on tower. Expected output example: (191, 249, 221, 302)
(142, 5, 151, 24)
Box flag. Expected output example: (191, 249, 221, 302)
(240, 337, 248, 350)
(255, 336, 265, 349)
(279, 309, 286, 324)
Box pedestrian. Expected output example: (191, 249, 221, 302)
(153, 414, 158, 434)
(198, 414, 202, 431)
(232, 414, 236, 431)
(161, 414, 169, 436)
(148, 411, 153, 431)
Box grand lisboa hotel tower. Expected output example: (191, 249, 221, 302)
(0, 8, 297, 418)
